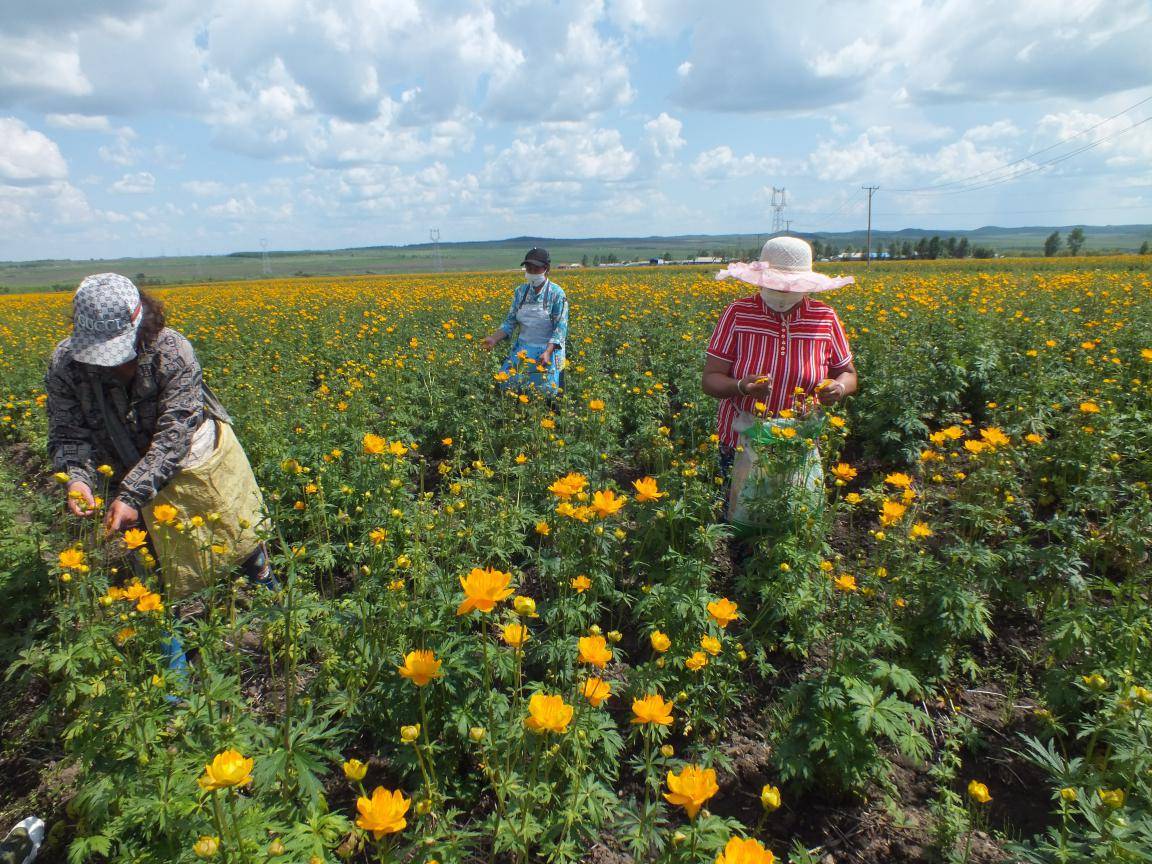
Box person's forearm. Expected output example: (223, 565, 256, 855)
(702, 372, 743, 399)
(834, 370, 858, 397)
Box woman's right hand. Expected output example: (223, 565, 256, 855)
(739, 374, 773, 399)
(481, 334, 501, 351)
(66, 480, 96, 517)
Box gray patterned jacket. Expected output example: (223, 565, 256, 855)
(46, 328, 230, 509)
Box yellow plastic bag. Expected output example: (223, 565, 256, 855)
(142, 422, 268, 599)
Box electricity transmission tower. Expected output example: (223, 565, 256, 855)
(770, 188, 787, 233)
(430, 228, 443, 272)
(260, 239, 271, 275)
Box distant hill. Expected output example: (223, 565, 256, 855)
(2, 224, 1150, 292)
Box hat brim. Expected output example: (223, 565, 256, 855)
(716, 261, 854, 293)
(521, 259, 549, 268)
(70, 328, 139, 366)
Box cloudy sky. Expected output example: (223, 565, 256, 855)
(2, 0, 1150, 260)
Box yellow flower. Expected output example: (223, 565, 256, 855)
(581, 677, 611, 707)
(633, 477, 666, 502)
(707, 598, 740, 628)
(192, 836, 220, 858)
(1082, 673, 1108, 691)
(964, 439, 988, 455)
(400, 724, 420, 743)
(535, 521, 551, 536)
(590, 489, 627, 518)
(152, 503, 178, 525)
(356, 786, 410, 838)
(397, 649, 443, 687)
(760, 784, 782, 812)
(1079, 401, 1100, 414)
(631, 694, 674, 726)
(650, 630, 671, 653)
(456, 567, 514, 615)
(362, 433, 387, 455)
(844, 492, 862, 505)
(53, 471, 71, 484)
(834, 574, 858, 593)
(197, 749, 254, 791)
(700, 635, 722, 656)
(578, 634, 613, 668)
(909, 522, 933, 540)
(513, 595, 538, 617)
(388, 440, 408, 457)
(524, 693, 574, 734)
(570, 575, 592, 592)
(1059, 787, 1077, 803)
(967, 780, 992, 804)
(369, 528, 388, 546)
(1098, 789, 1125, 809)
(884, 472, 913, 489)
(441, 437, 453, 446)
(588, 399, 605, 411)
(502, 622, 530, 648)
(58, 548, 86, 570)
(979, 427, 1010, 448)
(685, 651, 708, 671)
(1025, 433, 1044, 445)
(136, 592, 164, 613)
(664, 765, 719, 820)
(831, 463, 857, 482)
(828, 415, 846, 429)
(97, 464, 115, 477)
(123, 528, 148, 550)
(879, 500, 907, 526)
(343, 759, 368, 781)
(548, 472, 588, 500)
(716, 836, 776, 864)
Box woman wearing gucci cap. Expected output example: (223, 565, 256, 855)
(46, 273, 274, 596)
(481, 246, 569, 396)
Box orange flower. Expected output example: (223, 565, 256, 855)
(685, 651, 708, 671)
(650, 630, 671, 652)
(548, 472, 588, 500)
(397, 649, 443, 686)
(356, 786, 410, 838)
(123, 528, 148, 550)
(830, 463, 857, 482)
(502, 623, 530, 648)
(58, 548, 86, 570)
(590, 489, 627, 519)
(884, 472, 913, 489)
(136, 592, 164, 612)
(578, 635, 613, 668)
(524, 693, 574, 734)
(632, 477, 666, 502)
(152, 503, 178, 525)
(581, 677, 611, 707)
(664, 765, 718, 819)
(631, 694, 674, 725)
(833, 574, 857, 593)
(707, 598, 740, 628)
(570, 575, 592, 592)
(879, 500, 907, 527)
(716, 836, 776, 864)
(362, 433, 387, 455)
(456, 567, 514, 615)
(588, 399, 605, 411)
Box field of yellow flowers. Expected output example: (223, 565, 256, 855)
(1, 257, 1151, 864)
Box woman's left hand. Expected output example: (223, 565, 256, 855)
(104, 499, 140, 534)
(539, 350, 554, 368)
(817, 380, 845, 405)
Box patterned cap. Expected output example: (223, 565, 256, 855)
(70, 273, 143, 366)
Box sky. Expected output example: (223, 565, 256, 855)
(1, 0, 1151, 260)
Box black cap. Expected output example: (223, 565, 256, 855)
(520, 247, 550, 267)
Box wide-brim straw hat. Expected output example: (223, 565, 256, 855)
(716, 236, 854, 293)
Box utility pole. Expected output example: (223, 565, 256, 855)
(861, 186, 878, 265)
(784, 220, 792, 233)
(430, 228, 443, 272)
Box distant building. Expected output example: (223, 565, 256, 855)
(692, 256, 723, 264)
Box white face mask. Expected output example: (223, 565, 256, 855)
(526, 271, 547, 288)
(760, 288, 804, 312)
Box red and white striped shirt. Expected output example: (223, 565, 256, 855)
(706, 294, 853, 447)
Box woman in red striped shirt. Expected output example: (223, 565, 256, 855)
(702, 237, 858, 511)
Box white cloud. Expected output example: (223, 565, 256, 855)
(45, 113, 113, 132)
(182, 180, 230, 197)
(481, 124, 638, 189)
(691, 146, 782, 181)
(0, 34, 91, 102)
(110, 171, 156, 193)
(644, 113, 685, 159)
(0, 118, 69, 184)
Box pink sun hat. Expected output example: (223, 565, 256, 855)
(716, 236, 854, 293)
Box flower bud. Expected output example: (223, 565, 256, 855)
(193, 836, 220, 858)
(468, 727, 486, 742)
(342, 758, 368, 781)
(400, 724, 421, 743)
(761, 784, 782, 811)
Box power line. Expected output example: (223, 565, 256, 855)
(888, 93, 1152, 194)
(889, 113, 1152, 198)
